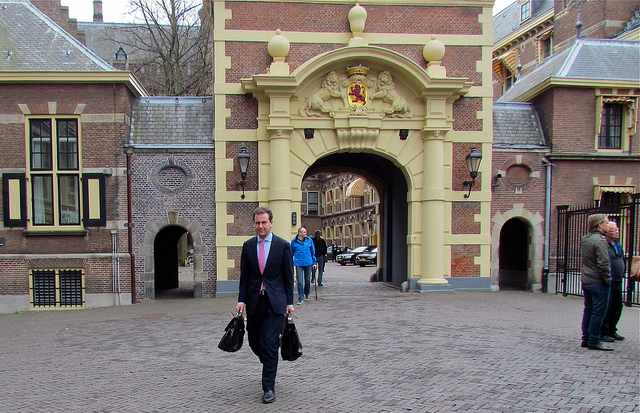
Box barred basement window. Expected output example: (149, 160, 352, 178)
(30, 269, 85, 308)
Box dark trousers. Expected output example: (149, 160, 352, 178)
(581, 282, 611, 345)
(247, 293, 283, 392)
(601, 283, 623, 336)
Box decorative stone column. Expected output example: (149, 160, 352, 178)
(267, 127, 293, 237)
(265, 30, 294, 236)
(419, 129, 453, 292)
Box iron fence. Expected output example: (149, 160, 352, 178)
(556, 193, 639, 306)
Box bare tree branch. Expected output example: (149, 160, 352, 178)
(108, 0, 212, 96)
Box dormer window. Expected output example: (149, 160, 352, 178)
(521, 1, 531, 22)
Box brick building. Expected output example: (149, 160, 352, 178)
(0, 1, 146, 311)
(2, 0, 637, 313)
(214, 0, 495, 293)
(490, 0, 639, 292)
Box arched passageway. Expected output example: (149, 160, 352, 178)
(154, 225, 193, 297)
(498, 218, 529, 290)
(307, 152, 408, 287)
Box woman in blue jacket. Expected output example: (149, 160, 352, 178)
(291, 226, 317, 304)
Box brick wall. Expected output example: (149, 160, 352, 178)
(539, 88, 596, 153)
(453, 98, 483, 132)
(554, 0, 640, 46)
(225, 3, 482, 34)
(452, 203, 481, 235)
(226, 95, 258, 130)
(130, 151, 216, 298)
(451, 245, 481, 277)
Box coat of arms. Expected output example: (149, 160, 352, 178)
(346, 65, 369, 108)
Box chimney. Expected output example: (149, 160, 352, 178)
(93, 0, 103, 22)
(575, 9, 582, 39)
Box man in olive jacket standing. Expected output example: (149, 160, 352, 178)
(580, 214, 612, 351)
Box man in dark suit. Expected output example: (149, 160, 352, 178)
(236, 207, 294, 404)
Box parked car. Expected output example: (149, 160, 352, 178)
(327, 245, 350, 260)
(336, 245, 375, 265)
(357, 248, 377, 266)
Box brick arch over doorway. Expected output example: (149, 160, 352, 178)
(491, 207, 544, 291)
(140, 214, 207, 299)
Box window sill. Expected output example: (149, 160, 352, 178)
(23, 230, 88, 236)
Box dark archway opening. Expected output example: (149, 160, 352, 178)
(499, 218, 529, 290)
(154, 225, 194, 298)
(305, 152, 409, 287)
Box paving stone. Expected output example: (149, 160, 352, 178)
(0, 262, 637, 412)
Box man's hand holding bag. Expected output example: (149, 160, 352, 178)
(218, 313, 245, 352)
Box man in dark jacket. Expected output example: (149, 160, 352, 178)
(601, 221, 626, 342)
(311, 230, 328, 286)
(580, 214, 612, 351)
(236, 207, 294, 403)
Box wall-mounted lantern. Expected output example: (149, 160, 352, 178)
(237, 144, 250, 199)
(463, 147, 482, 198)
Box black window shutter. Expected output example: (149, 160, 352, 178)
(82, 173, 106, 227)
(2, 173, 27, 227)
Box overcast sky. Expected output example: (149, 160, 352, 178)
(61, 0, 515, 23)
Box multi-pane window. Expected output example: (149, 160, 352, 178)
(30, 269, 85, 308)
(29, 118, 80, 227)
(504, 69, 516, 92)
(598, 104, 622, 149)
(521, 1, 531, 21)
(307, 191, 319, 215)
(542, 37, 552, 59)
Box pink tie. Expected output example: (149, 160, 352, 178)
(259, 238, 266, 274)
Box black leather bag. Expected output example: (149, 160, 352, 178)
(218, 314, 245, 352)
(281, 315, 303, 361)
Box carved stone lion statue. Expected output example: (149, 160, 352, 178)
(299, 71, 346, 117)
(369, 71, 411, 118)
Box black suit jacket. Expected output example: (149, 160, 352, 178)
(238, 234, 294, 315)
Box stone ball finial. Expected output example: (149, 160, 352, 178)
(268, 29, 290, 59)
(423, 34, 446, 62)
(348, 2, 367, 35)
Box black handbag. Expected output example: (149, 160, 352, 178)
(281, 315, 303, 361)
(218, 313, 245, 352)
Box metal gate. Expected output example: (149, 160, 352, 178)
(556, 193, 639, 306)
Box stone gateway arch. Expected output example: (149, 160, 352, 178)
(213, 1, 494, 296)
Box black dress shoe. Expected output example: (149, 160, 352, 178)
(588, 342, 614, 351)
(612, 333, 625, 341)
(601, 335, 615, 343)
(581, 341, 588, 348)
(263, 390, 275, 404)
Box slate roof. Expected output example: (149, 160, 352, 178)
(0, 1, 115, 71)
(78, 22, 156, 64)
(493, 102, 547, 148)
(493, 0, 554, 44)
(129, 97, 214, 145)
(498, 38, 640, 102)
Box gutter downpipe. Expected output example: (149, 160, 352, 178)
(542, 158, 553, 293)
(125, 146, 136, 304)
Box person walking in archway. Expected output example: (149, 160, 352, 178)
(291, 226, 316, 304)
(311, 230, 328, 286)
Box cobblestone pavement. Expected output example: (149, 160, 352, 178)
(1, 262, 638, 412)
